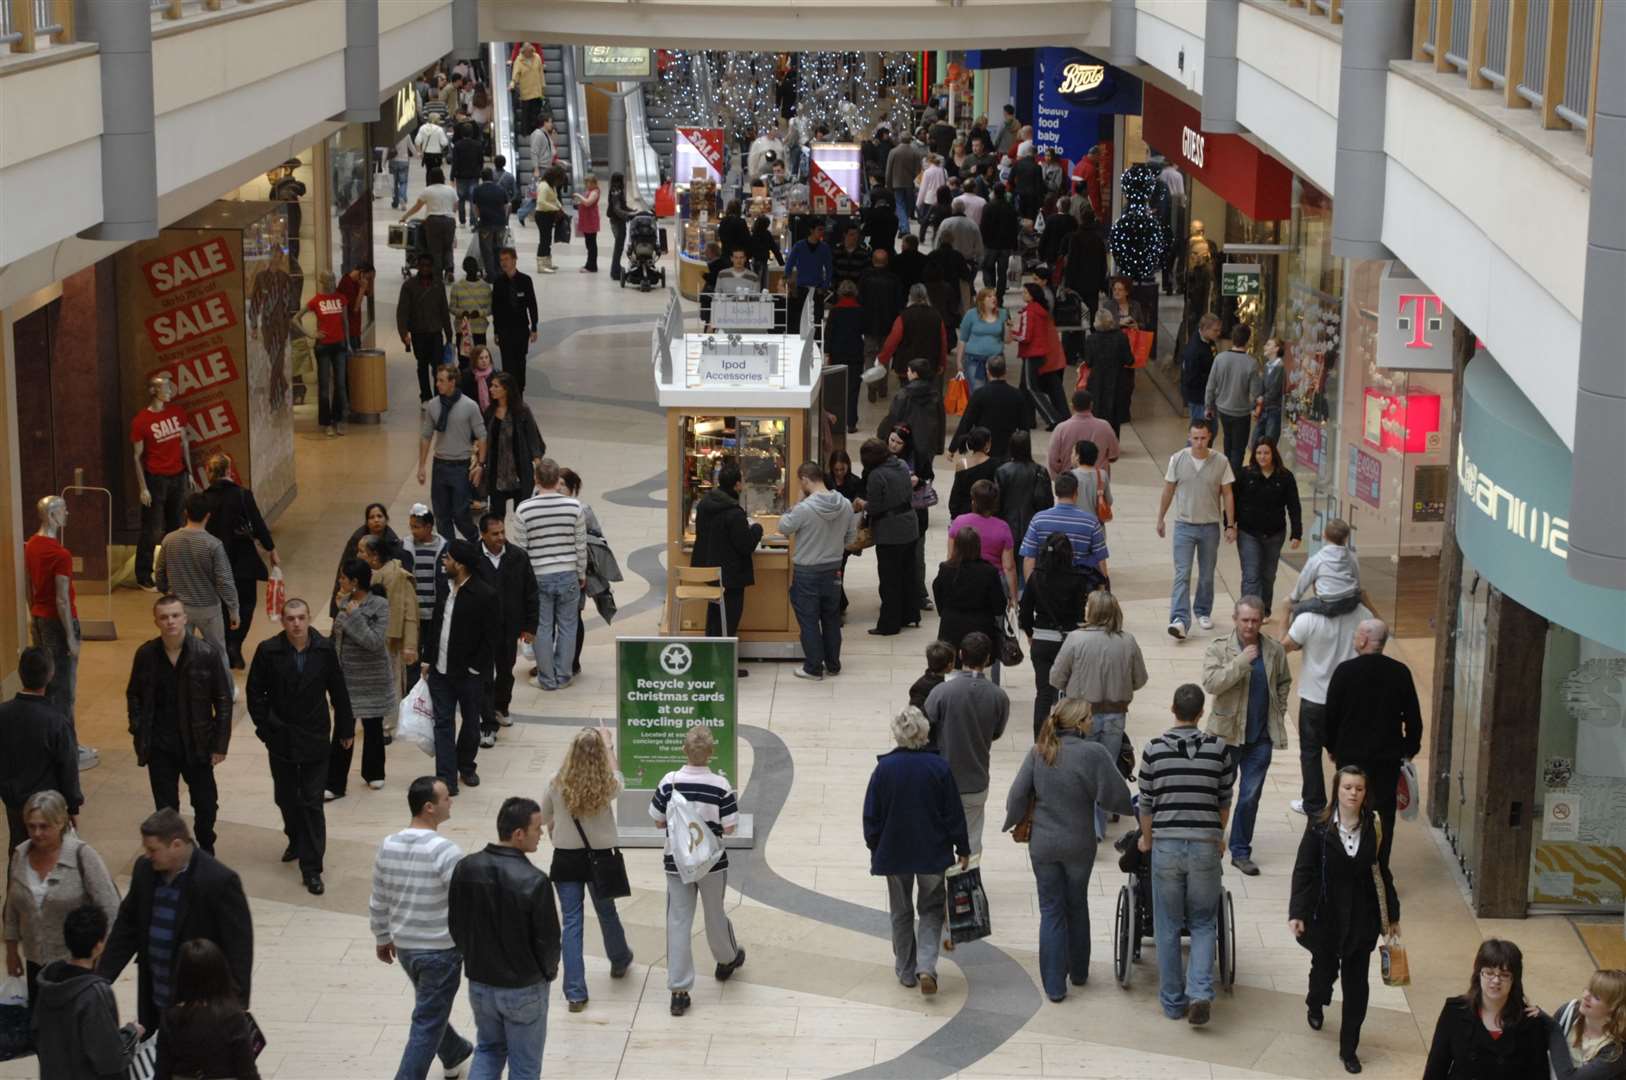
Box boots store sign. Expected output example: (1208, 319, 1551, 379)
(1141, 85, 1292, 221)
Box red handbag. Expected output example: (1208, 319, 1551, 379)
(1127, 328, 1154, 368)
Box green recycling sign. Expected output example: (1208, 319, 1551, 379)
(616, 637, 738, 788)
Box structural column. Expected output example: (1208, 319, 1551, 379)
(1330, 0, 1413, 257)
(1109, 0, 1137, 68)
(451, 0, 478, 60)
(1567, 5, 1626, 590)
(79, 0, 157, 241)
(1200, 0, 1240, 133)
(342, 0, 379, 122)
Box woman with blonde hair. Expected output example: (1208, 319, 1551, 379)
(1002, 699, 1132, 1002)
(541, 724, 635, 1011)
(3, 790, 120, 1002)
(1546, 968, 1626, 1079)
(954, 287, 1007, 394)
(1048, 590, 1148, 837)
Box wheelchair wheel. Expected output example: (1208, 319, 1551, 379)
(1114, 884, 1133, 988)
(1218, 889, 1237, 992)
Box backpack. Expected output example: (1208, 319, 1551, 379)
(666, 788, 723, 884)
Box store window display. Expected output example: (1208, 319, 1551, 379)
(131, 373, 194, 589)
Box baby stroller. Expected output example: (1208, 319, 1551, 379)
(388, 219, 429, 279)
(620, 211, 666, 292)
(1112, 828, 1237, 991)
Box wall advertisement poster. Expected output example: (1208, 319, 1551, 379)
(616, 637, 738, 790)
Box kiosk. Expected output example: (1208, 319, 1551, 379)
(651, 291, 842, 658)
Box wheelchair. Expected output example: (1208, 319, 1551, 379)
(1111, 829, 1237, 991)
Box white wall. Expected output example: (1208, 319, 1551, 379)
(1234, 3, 1338, 191)
(1135, 0, 1206, 95)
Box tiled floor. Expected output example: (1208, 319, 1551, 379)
(14, 173, 1599, 1080)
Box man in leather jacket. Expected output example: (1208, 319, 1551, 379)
(126, 594, 233, 854)
(470, 514, 538, 745)
(449, 796, 560, 1079)
(246, 597, 354, 895)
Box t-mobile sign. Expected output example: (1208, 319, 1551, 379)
(1377, 262, 1453, 371)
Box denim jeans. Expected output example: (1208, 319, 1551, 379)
(1150, 836, 1222, 1016)
(1226, 739, 1273, 861)
(556, 879, 634, 1004)
(1169, 521, 1220, 628)
(1236, 528, 1286, 616)
(455, 176, 477, 224)
(467, 979, 548, 1080)
(431, 458, 477, 543)
(1297, 699, 1328, 817)
(893, 186, 916, 235)
(1032, 857, 1093, 999)
(1252, 406, 1281, 447)
(315, 342, 349, 427)
(395, 947, 473, 1080)
(789, 566, 842, 675)
(535, 571, 580, 689)
(963, 352, 995, 396)
(390, 160, 410, 208)
(1187, 401, 1208, 427)
(425, 668, 483, 787)
(1084, 711, 1126, 840)
(886, 873, 945, 983)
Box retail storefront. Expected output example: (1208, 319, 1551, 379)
(1436, 350, 1626, 916)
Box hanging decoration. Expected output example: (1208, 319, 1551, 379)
(1110, 164, 1172, 282)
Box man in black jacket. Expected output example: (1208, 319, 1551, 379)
(424, 539, 500, 793)
(127, 595, 233, 854)
(201, 453, 278, 669)
(832, 225, 871, 293)
(950, 356, 1033, 457)
(1180, 314, 1222, 424)
(246, 597, 354, 894)
(398, 254, 455, 403)
(472, 514, 539, 746)
(0, 647, 83, 851)
(691, 462, 762, 674)
(859, 249, 904, 401)
(490, 247, 539, 392)
(1323, 618, 1423, 870)
(883, 358, 946, 461)
(99, 808, 253, 1032)
(449, 796, 560, 1077)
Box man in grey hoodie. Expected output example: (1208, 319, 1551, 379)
(33, 905, 140, 1080)
(1203, 323, 1260, 475)
(778, 462, 859, 680)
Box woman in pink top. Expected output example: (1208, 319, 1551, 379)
(574, 174, 601, 273)
(947, 478, 1017, 600)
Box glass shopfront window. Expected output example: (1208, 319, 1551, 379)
(1276, 179, 1341, 550)
(328, 124, 376, 339)
(1529, 627, 1626, 912)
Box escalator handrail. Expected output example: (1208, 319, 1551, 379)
(559, 45, 590, 191)
(488, 41, 516, 180)
(624, 81, 659, 211)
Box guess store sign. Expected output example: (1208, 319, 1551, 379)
(1141, 85, 1293, 221)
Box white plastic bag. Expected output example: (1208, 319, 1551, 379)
(666, 788, 723, 885)
(1397, 759, 1421, 821)
(0, 976, 24, 1008)
(397, 678, 437, 757)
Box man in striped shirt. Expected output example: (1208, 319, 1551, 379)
(370, 776, 472, 1080)
(649, 725, 745, 1017)
(155, 493, 238, 687)
(510, 459, 586, 691)
(1018, 471, 1109, 586)
(1137, 683, 1234, 1027)
(406, 505, 446, 693)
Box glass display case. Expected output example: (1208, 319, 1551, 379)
(679, 415, 790, 538)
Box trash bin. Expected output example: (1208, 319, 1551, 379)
(347, 348, 387, 423)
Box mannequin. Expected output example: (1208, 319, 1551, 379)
(131, 373, 193, 590)
(24, 496, 97, 769)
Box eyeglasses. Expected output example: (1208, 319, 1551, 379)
(1479, 969, 1513, 983)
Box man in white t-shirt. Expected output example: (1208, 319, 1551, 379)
(1282, 603, 1367, 817)
(1155, 419, 1236, 641)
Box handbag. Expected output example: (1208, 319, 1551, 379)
(845, 525, 874, 553)
(1371, 818, 1410, 986)
(125, 1032, 157, 1079)
(573, 815, 632, 900)
(1126, 327, 1154, 368)
(1397, 760, 1420, 820)
(247, 1011, 268, 1057)
(910, 479, 938, 510)
(999, 610, 1024, 667)
(553, 212, 571, 244)
(1093, 465, 1113, 523)
(1010, 758, 1037, 844)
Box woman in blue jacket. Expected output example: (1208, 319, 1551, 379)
(862, 706, 970, 996)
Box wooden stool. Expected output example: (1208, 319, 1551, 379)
(672, 565, 727, 635)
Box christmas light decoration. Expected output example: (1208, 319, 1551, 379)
(1110, 164, 1171, 282)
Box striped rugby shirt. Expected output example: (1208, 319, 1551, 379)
(1137, 726, 1235, 840)
(649, 764, 738, 875)
(511, 491, 587, 578)
(368, 827, 463, 950)
(411, 535, 446, 624)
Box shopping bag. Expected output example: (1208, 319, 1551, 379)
(666, 787, 723, 884)
(1126, 328, 1154, 368)
(944, 373, 969, 416)
(1094, 466, 1113, 523)
(397, 679, 437, 757)
(265, 566, 286, 623)
(0, 976, 27, 1060)
(945, 863, 992, 943)
(126, 1032, 158, 1079)
(553, 212, 571, 245)
(1396, 760, 1420, 820)
(1379, 932, 1411, 986)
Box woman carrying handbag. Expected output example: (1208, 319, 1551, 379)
(1288, 765, 1400, 1075)
(541, 724, 635, 1012)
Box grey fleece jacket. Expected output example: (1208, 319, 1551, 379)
(32, 959, 138, 1080)
(777, 488, 858, 570)
(1204, 349, 1259, 417)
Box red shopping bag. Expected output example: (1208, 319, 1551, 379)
(1127, 328, 1154, 368)
(945, 373, 969, 416)
(265, 567, 286, 623)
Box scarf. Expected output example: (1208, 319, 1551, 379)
(433, 388, 462, 433)
(472, 367, 492, 411)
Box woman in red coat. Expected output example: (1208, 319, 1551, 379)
(1013, 283, 1068, 427)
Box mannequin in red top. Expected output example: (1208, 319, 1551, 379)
(24, 496, 97, 769)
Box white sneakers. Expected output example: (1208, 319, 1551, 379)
(1168, 620, 1187, 641)
(367, 779, 385, 791)
(77, 745, 100, 771)
(1198, 615, 1215, 631)
(1290, 799, 1306, 815)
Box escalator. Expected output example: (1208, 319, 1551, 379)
(498, 43, 580, 190)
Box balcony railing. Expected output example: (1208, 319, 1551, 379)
(2, 0, 74, 53)
(1414, 0, 1607, 153)
(1287, 0, 1345, 25)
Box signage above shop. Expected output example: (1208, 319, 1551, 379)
(583, 46, 653, 80)
(1377, 263, 1454, 371)
(1220, 263, 1260, 296)
(1456, 351, 1625, 653)
(1141, 84, 1293, 221)
(1032, 48, 1141, 163)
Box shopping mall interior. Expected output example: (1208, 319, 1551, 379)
(0, 0, 1621, 1077)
